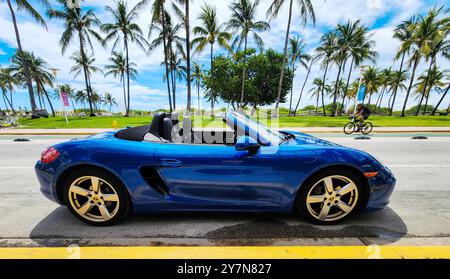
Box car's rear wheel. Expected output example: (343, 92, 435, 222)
(63, 168, 131, 226)
(296, 169, 364, 225)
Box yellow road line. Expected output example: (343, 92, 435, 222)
(1, 246, 450, 259)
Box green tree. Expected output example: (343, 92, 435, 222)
(227, 0, 270, 109)
(361, 66, 380, 106)
(192, 3, 231, 116)
(204, 49, 292, 109)
(266, 0, 315, 115)
(4, 0, 49, 115)
(70, 51, 102, 109)
(387, 70, 408, 111)
(102, 0, 149, 117)
(48, 0, 104, 117)
(308, 78, 328, 114)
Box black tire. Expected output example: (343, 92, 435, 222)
(296, 168, 365, 225)
(63, 168, 131, 226)
(343, 122, 356, 135)
(361, 122, 373, 135)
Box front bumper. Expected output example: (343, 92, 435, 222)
(365, 166, 396, 211)
(35, 162, 61, 204)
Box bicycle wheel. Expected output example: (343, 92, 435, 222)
(361, 122, 373, 135)
(344, 122, 356, 135)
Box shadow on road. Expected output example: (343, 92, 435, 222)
(29, 206, 407, 246)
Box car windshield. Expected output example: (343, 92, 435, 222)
(225, 111, 285, 145)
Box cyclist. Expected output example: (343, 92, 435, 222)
(354, 104, 371, 132)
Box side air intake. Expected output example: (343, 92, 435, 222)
(139, 166, 169, 195)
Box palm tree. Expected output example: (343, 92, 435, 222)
(4, 0, 49, 115)
(267, 0, 315, 116)
(103, 92, 118, 113)
(57, 84, 76, 112)
(288, 36, 312, 116)
(375, 68, 393, 112)
(70, 51, 102, 104)
(390, 17, 416, 116)
(387, 70, 408, 111)
(48, 0, 104, 117)
(192, 3, 231, 116)
(309, 78, 328, 114)
(101, 0, 149, 117)
(75, 90, 88, 113)
(431, 83, 450, 115)
(0, 67, 17, 114)
(191, 62, 204, 115)
(149, 8, 182, 112)
(415, 66, 447, 115)
(362, 66, 380, 106)
(401, 7, 443, 117)
(340, 21, 377, 114)
(166, 51, 187, 109)
(227, 0, 270, 109)
(315, 32, 337, 116)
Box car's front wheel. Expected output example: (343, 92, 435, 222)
(297, 169, 364, 225)
(63, 168, 131, 226)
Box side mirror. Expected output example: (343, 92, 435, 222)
(235, 135, 260, 154)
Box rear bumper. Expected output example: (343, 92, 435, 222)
(35, 162, 61, 204)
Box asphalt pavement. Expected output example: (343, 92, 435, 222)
(0, 134, 450, 247)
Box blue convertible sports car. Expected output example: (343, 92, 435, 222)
(35, 111, 396, 226)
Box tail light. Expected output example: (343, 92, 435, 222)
(41, 147, 60, 164)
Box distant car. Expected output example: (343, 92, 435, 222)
(35, 111, 396, 226)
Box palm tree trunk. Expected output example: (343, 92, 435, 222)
(288, 63, 295, 116)
(293, 59, 313, 116)
(422, 93, 430, 115)
(390, 52, 406, 116)
(2, 88, 16, 115)
(239, 37, 248, 110)
(210, 42, 214, 117)
(274, 0, 294, 117)
(185, 0, 192, 113)
(39, 81, 55, 117)
(401, 55, 420, 117)
(320, 62, 329, 116)
(7, 0, 38, 115)
(121, 75, 127, 113)
(78, 33, 95, 117)
(315, 92, 319, 113)
(124, 36, 131, 117)
(341, 57, 354, 114)
(431, 83, 449, 115)
(332, 62, 343, 117)
(161, 11, 173, 112)
(415, 59, 434, 116)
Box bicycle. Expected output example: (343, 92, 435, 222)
(343, 116, 373, 135)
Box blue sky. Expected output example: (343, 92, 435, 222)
(0, 0, 448, 113)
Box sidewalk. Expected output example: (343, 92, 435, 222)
(1, 127, 450, 135)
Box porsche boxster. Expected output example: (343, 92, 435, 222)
(35, 111, 395, 226)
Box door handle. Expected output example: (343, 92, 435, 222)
(160, 159, 182, 167)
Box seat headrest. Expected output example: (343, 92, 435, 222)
(162, 117, 174, 141)
(149, 112, 166, 137)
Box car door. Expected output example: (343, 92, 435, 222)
(153, 142, 288, 209)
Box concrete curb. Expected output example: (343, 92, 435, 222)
(1, 127, 450, 136)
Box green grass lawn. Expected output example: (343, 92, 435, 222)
(16, 115, 450, 129)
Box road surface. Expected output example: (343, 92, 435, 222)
(0, 134, 449, 247)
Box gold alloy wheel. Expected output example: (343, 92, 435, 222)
(68, 176, 120, 223)
(306, 175, 359, 222)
